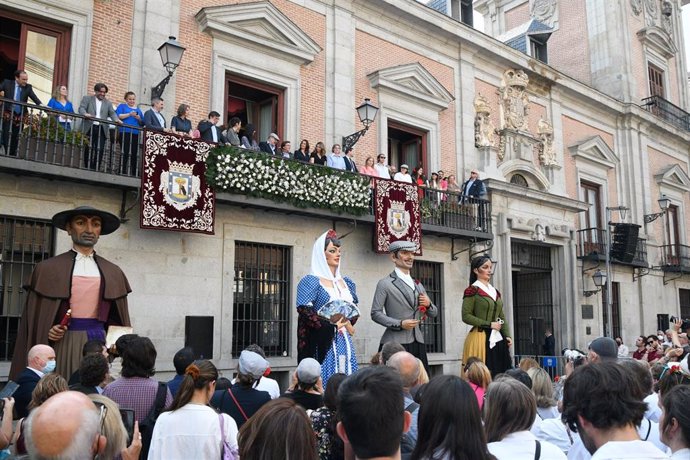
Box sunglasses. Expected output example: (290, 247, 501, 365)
(647, 341, 655, 345)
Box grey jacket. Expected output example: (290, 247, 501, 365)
(371, 271, 438, 345)
(78, 96, 118, 135)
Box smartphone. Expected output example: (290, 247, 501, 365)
(119, 408, 135, 444)
(0, 381, 19, 413)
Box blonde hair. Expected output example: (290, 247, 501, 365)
(518, 357, 539, 372)
(51, 85, 67, 100)
(527, 367, 556, 409)
(89, 394, 128, 458)
(464, 360, 492, 389)
(28, 374, 68, 410)
(417, 359, 429, 385)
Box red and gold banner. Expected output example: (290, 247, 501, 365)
(140, 130, 215, 234)
(373, 179, 422, 254)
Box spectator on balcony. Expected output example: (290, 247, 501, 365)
(1, 70, 42, 156)
(241, 123, 259, 151)
(79, 83, 121, 170)
(259, 132, 280, 155)
(393, 164, 413, 183)
(374, 154, 391, 179)
(223, 117, 242, 147)
(198, 111, 226, 145)
(144, 97, 170, 133)
(344, 148, 358, 172)
(359, 156, 378, 176)
(412, 166, 428, 187)
(326, 143, 346, 170)
(447, 174, 461, 193)
(294, 139, 310, 163)
(47, 85, 75, 131)
(310, 141, 327, 165)
(115, 91, 145, 176)
(438, 170, 448, 190)
(170, 104, 193, 137)
(461, 169, 487, 203)
(278, 140, 292, 160)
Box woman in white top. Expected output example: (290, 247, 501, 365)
(148, 360, 238, 459)
(660, 384, 690, 459)
(528, 367, 560, 420)
(485, 378, 566, 460)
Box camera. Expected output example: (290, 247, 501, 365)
(670, 316, 690, 331)
(562, 347, 586, 367)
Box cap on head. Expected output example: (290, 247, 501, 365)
(52, 206, 120, 235)
(400, 164, 409, 170)
(238, 350, 269, 379)
(388, 240, 417, 254)
(296, 358, 321, 384)
(589, 337, 618, 361)
(269, 133, 280, 141)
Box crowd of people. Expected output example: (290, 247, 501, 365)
(3, 330, 690, 459)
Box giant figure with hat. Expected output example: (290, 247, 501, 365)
(371, 240, 438, 370)
(9, 206, 131, 380)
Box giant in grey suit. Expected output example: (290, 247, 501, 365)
(371, 271, 438, 369)
(78, 93, 118, 170)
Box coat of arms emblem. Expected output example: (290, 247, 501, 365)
(159, 160, 201, 211)
(387, 200, 410, 238)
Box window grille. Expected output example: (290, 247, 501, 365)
(411, 260, 444, 353)
(232, 241, 291, 357)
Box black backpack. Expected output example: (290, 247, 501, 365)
(138, 382, 168, 460)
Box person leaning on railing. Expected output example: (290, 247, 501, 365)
(47, 85, 75, 132)
(0, 69, 42, 157)
(115, 91, 145, 176)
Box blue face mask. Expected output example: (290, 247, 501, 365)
(42, 360, 56, 374)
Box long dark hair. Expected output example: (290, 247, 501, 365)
(469, 255, 492, 284)
(325, 374, 347, 460)
(411, 375, 495, 460)
(168, 360, 218, 411)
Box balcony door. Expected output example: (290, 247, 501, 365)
(0, 11, 71, 103)
(387, 120, 427, 173)
(666, 205, 680, 263)
(581, 181, 602, 254)
(225, 74, 284, 144)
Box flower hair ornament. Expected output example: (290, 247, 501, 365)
(326, 229, 338, 240)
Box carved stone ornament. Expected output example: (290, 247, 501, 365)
(631, 0, 642, 16)
(645, 0, 659, 27)
(661, 0, 673, 34)
(474, 93, 496, 148)
(499, 69, 530, 132)
(530, 0, 558, 27)
(537, 117, 558, 166)
(532, 223, 546, 242)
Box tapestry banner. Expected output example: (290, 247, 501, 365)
(140, 130, 215, 234)
(373, 179, 422, 254)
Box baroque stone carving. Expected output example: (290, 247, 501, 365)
(530, 0, 558, 27)
(645, 0, 659, 27)
(499, 69, 530, 132)
(532, 223, 546, 242)
(537, 117, 558, 166)
(474, 93, 496, 148)
(661, 0, 673, 34)
(631, 0, 642, 16)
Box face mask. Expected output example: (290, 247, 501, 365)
(658, 335, 665, 342)
(42, 360, 56, 374)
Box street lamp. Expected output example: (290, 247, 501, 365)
(644, 194, 671, 223)
(151, 36, 186, 101)
(583, 269, 607, 297)
(341, 98, 379, 153)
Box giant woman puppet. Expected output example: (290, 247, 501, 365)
(296, 230, 359, 386)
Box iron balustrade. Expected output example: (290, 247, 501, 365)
(642, 95, 690, 133)
(0, 96, 144, 176)
(0, 97, 492, 236)
(660, 244, 690, 272)
(576, 228, 648, 266)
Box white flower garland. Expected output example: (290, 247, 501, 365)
(207, 148, 371, 215)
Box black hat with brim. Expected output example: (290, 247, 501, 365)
(52, 206, 121, 235)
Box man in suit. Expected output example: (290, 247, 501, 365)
(259, 132, 279, 155)
(224, 117, 242, 147)
(197, 111, 226, 144)
(14, 344, 56, 418)
(143, 97, 170, 132)
(78, 83, 120, 170)
(344, 148, 358, 172)
(0, 69, 42, 156)
(371, 240, 438, 371)
(461, 169, 488, 230)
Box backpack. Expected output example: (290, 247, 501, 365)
(138, 382, 168, 460)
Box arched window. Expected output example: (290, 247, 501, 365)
(510, 173, 529, 187)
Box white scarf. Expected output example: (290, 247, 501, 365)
(310, 230, 343, 283)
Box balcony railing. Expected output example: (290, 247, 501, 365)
(0, 97, 492, 238)
(576, 228, 648, 267)
(660, 244, 690, 273)
(0, 97, 142, 177)
(642, 95, 690, 133)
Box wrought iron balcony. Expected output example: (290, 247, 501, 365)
(0, 97, 491, 240)
(642, 95, 690, 133)
(576, 228, 648, 268)
(659, 244, 690, 273)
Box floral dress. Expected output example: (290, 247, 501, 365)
(311, 407, 338, 460)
